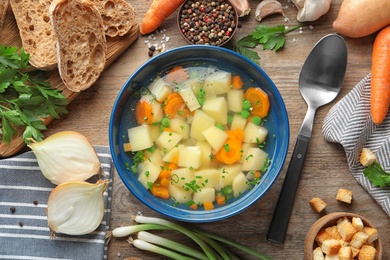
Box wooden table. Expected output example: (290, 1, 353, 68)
(37, 0, 389, 259)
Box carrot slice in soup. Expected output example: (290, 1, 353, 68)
(244, 87, 270, 118)
(163, 92, 186, 118)
(135, 100, 154, 124)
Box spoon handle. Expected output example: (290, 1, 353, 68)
(267, 134, 310, 244)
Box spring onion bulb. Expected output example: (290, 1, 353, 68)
(137, 231, 209, 260)
(131, 239, 196, 260)
(111, 223, 169, 238)
(47, 179, 109, 236)
(134, 215, 216, 260)
(28, 131, 101, 185)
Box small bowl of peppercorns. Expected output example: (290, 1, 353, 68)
(177, 0, 238, 46)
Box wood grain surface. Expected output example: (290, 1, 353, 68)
(2, 0, 390, 259)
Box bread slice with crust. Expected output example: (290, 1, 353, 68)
(50, 0, 106, 92)
(9, 0, 57, 70)
(92, 0, 137, 37)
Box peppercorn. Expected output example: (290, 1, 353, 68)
(10, 206, 16, 213)
(179, 0, 237, 46)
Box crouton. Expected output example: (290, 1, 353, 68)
(352, 217, 364, 231)
(358, 245, 376, 260)
(325, 225, 343, 240)
(337, 219, 357, 241)
(325, 254, 340, 260)
(322, 239, 341, 255)
(350, 231, 368, 249)
(338, 245, 353, 260)
(316, 229, 334, 245)
(360, 148, 376, 167)
(336, 189, 353, 204)
(313, 246, 325, 260)
(363, 227, 378, 243)
(310, 197, 328, 213)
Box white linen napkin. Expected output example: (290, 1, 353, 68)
(0, 145, 113, 259)
(322, 74, 390, 217)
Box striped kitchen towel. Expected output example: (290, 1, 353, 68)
(0, 145, 113, 260)
(322, 74, 390, 217)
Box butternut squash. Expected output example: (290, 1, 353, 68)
(333, 0, 390, 38)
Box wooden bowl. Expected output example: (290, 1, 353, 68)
(304, 212, 382, 260)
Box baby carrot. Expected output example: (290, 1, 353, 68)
(371, 26, 390, 125)
(244, 87, 270, 118)
(232, 75, 244, 90)
(135, 100, 154, 124)
(140, 0, 185, 35)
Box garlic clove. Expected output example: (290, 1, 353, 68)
(28, 131, 101, 185)
(293, 0, 332, 22)
(229, 0, 251, 17)
(47, 179, 109, 236)
(255, 0, 288, 22)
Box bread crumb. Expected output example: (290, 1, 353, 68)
(310, 197, 327, 213)
(360, 148, 376, 166)
(336, 188, 353, 204)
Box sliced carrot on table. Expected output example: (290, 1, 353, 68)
(232, 75, 244, 90)
(244, 87, 270, 118)
(151, 183, 170, 199)
(140, 0, 185, 35)
(135, 100, 154, 124)
(166, 66, 189, 84)
(371, 26, 390, 125)
(163, 92, 186, 118)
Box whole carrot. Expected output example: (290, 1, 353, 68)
(140, 0, 185, 35)
(371, 26, 390, 124)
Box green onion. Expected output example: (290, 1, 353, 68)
(131, 239, 196, 260)
(111, 223, 168, 237)
(134, 215, 216, 260)
(137, 231, 209, 260)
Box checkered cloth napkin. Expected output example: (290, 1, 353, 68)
(322, 74, 390, 217)
(0, 145, 113, 259)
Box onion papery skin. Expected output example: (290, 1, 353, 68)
(28, 131, 101, 185)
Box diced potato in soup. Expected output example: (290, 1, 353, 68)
(243, 122, 268, 144)
(127, 125, 153, 151)
(203, 71, 232, 95)
(128, 64, 272, 210)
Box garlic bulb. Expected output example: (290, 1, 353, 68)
(292, 0, 332, 22)
(255, 0, 288, 22)
(28, 131, 101, 185)
(47, 179, 109, 236)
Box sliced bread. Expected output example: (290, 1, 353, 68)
(9, 0, 57, 70)
(92, 0, 137, 37)
(50, 0, 107, 92)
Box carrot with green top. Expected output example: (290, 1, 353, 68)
(140, 0, 185, 35)
(371, 26, 390, 125)
(244, 87, 270, 118)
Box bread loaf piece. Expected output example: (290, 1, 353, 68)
(0, 0, 9, 33)
(9, 0, 57, 70)
(50, 0, 106, 92)
(92, 0, 137, 37)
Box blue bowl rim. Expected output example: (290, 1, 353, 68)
(109, 45, 290, 222)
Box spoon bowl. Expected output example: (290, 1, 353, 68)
(267, 34, 348, 244)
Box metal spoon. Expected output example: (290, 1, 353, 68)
(267, 34, 348, 244)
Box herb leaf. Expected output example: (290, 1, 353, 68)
(0, 45, 68, 145)
(363, 162, 390, 187)
(234, 24, 301, 64)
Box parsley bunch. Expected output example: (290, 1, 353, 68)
(234, 24, 302, 65)
(0, 45, 68, 145)
(363, 162, 390, 187)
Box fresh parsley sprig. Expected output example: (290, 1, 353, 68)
(0, 45, 68, 145)
(234, 24, 302, 65)
(363, 162, 390, 187)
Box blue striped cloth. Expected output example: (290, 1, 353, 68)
(323, 74, 390, 217)
(0, 146, 113, 260)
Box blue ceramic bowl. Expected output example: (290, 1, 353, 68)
(109, 45, 289, 222)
